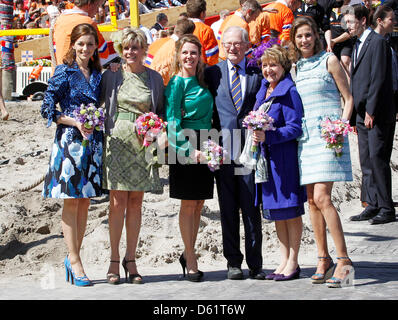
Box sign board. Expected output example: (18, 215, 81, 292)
(21, 50, 33, 63)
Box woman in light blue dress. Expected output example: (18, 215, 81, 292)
(290, 17, 355, 288)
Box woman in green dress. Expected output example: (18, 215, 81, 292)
(165, 34, 215, 282)
(100, 27, 165, 284)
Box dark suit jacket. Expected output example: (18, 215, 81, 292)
(204, 59, 262, 158)
(350, 29, 395, 124)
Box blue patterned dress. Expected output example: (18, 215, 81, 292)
(41, 63, 103, 198)
(295, 51, 352, 185)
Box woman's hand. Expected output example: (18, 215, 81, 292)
(190, 149, 207, 164)
(252, 130, 265, 143)
(109, 63, 121, 73)
(75, 121, 94, 140)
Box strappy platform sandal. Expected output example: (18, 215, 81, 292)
(122, 258, 143, 284)
(106, 260, 120, 285)
(311, 256, 335, 284)
(326, 257, 355, 288)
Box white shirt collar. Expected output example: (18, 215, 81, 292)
(189, 18, 204, 23)
(227, 58, 246, 72)
(62, 6, 88, 16)
(277, 0, 289, 7)
(358, 27, 372, 44)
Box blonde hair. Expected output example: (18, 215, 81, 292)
(121, 27, 148, 53)
(172, 34, 207, 88)
(260, 45, 292, 74)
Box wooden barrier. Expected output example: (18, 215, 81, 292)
(14, 0, 271, 62)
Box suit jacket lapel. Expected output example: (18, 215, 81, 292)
(353, 31, 373, 72)
(241, 67, 255, 115)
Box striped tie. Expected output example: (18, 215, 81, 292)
(231, 64, 242, 112)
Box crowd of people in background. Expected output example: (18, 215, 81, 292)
(11, 0, 187, 41)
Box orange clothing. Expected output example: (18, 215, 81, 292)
(265, 1, 294, 42)
(248, 12, 271, 46)
(217, 11, 250, 60)
(65, 2, 74, 9)
(145, 36, 170, 68)
(149, 36, 177, 86)
(191, 19, 219, 66)
(53, 7, 117, 66)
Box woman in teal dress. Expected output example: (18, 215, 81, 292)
(100, 27, 165, 285)
(290, 17, 354, 288)
(165, 34, 214, 282)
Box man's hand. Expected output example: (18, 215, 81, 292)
(364, 112, 374, 129)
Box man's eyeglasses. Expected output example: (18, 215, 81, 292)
(222, 42, 245, 49)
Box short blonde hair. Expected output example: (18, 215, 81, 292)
(112, 27, 148, 57)
(260, 45, 292, 74)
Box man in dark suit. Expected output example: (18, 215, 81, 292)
(345, 5, 396, 224)
(204, 26, 264, 279)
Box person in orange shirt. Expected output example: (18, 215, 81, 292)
(264, 0, 302, 47)
(186, 0, 219, 66)
(149, 17, 195, 85)
(249, 11, 271, 47)
(145, 36, 170, 67)
(217, 0, 262, 60)
(53, 0, 118, 67)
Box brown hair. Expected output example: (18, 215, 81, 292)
(260, 45, 292, 75)
(289, 16, 323, 62)
(63, 23, 101, 72)
(186, 0, 206, 19)
(172, 34, 207, 88)
(174, 17, 196, 36)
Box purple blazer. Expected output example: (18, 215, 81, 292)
(254, 73, 307, 209)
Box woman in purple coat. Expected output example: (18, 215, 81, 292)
(252, 45, 307, 281)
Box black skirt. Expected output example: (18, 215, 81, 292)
(169, 162, 214, 200)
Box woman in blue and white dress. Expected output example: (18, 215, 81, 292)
(290, 17, 355, 288)
(41, 23, 102, 286)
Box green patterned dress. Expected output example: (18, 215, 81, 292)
(103, 69, 162, 192)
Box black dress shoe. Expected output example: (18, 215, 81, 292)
(369, 213, 396, 225)
(249, 269, 266, 280)
(349, 208, 379, 221)
(227, 265, 243, 280)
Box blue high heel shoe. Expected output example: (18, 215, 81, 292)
(64, 256, 71, 283)
(64, 256, 92, 287)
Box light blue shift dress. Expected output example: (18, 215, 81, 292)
(295, 51, 352, 185)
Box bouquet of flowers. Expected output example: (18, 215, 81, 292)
(24, 59, 52, 67)
(73, 103, 105, 147)
(320, 117, 353, 157)
(247, 37, 280, 68)
(135, 112, 167, 147)
(242, 109, 276, 152)
(202, 140, 227, 172)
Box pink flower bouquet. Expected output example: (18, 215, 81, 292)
(202, 140, 228, 172)
(242, 109, 276, 152)
(73, 103, 105, 147)
(320, 117, 353, 157)
(135, 112, 167, 147)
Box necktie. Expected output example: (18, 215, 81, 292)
(231, 64, 242, 112)
(354, 39, 361, 67)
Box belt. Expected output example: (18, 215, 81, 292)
(115, 112, 138, 122)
